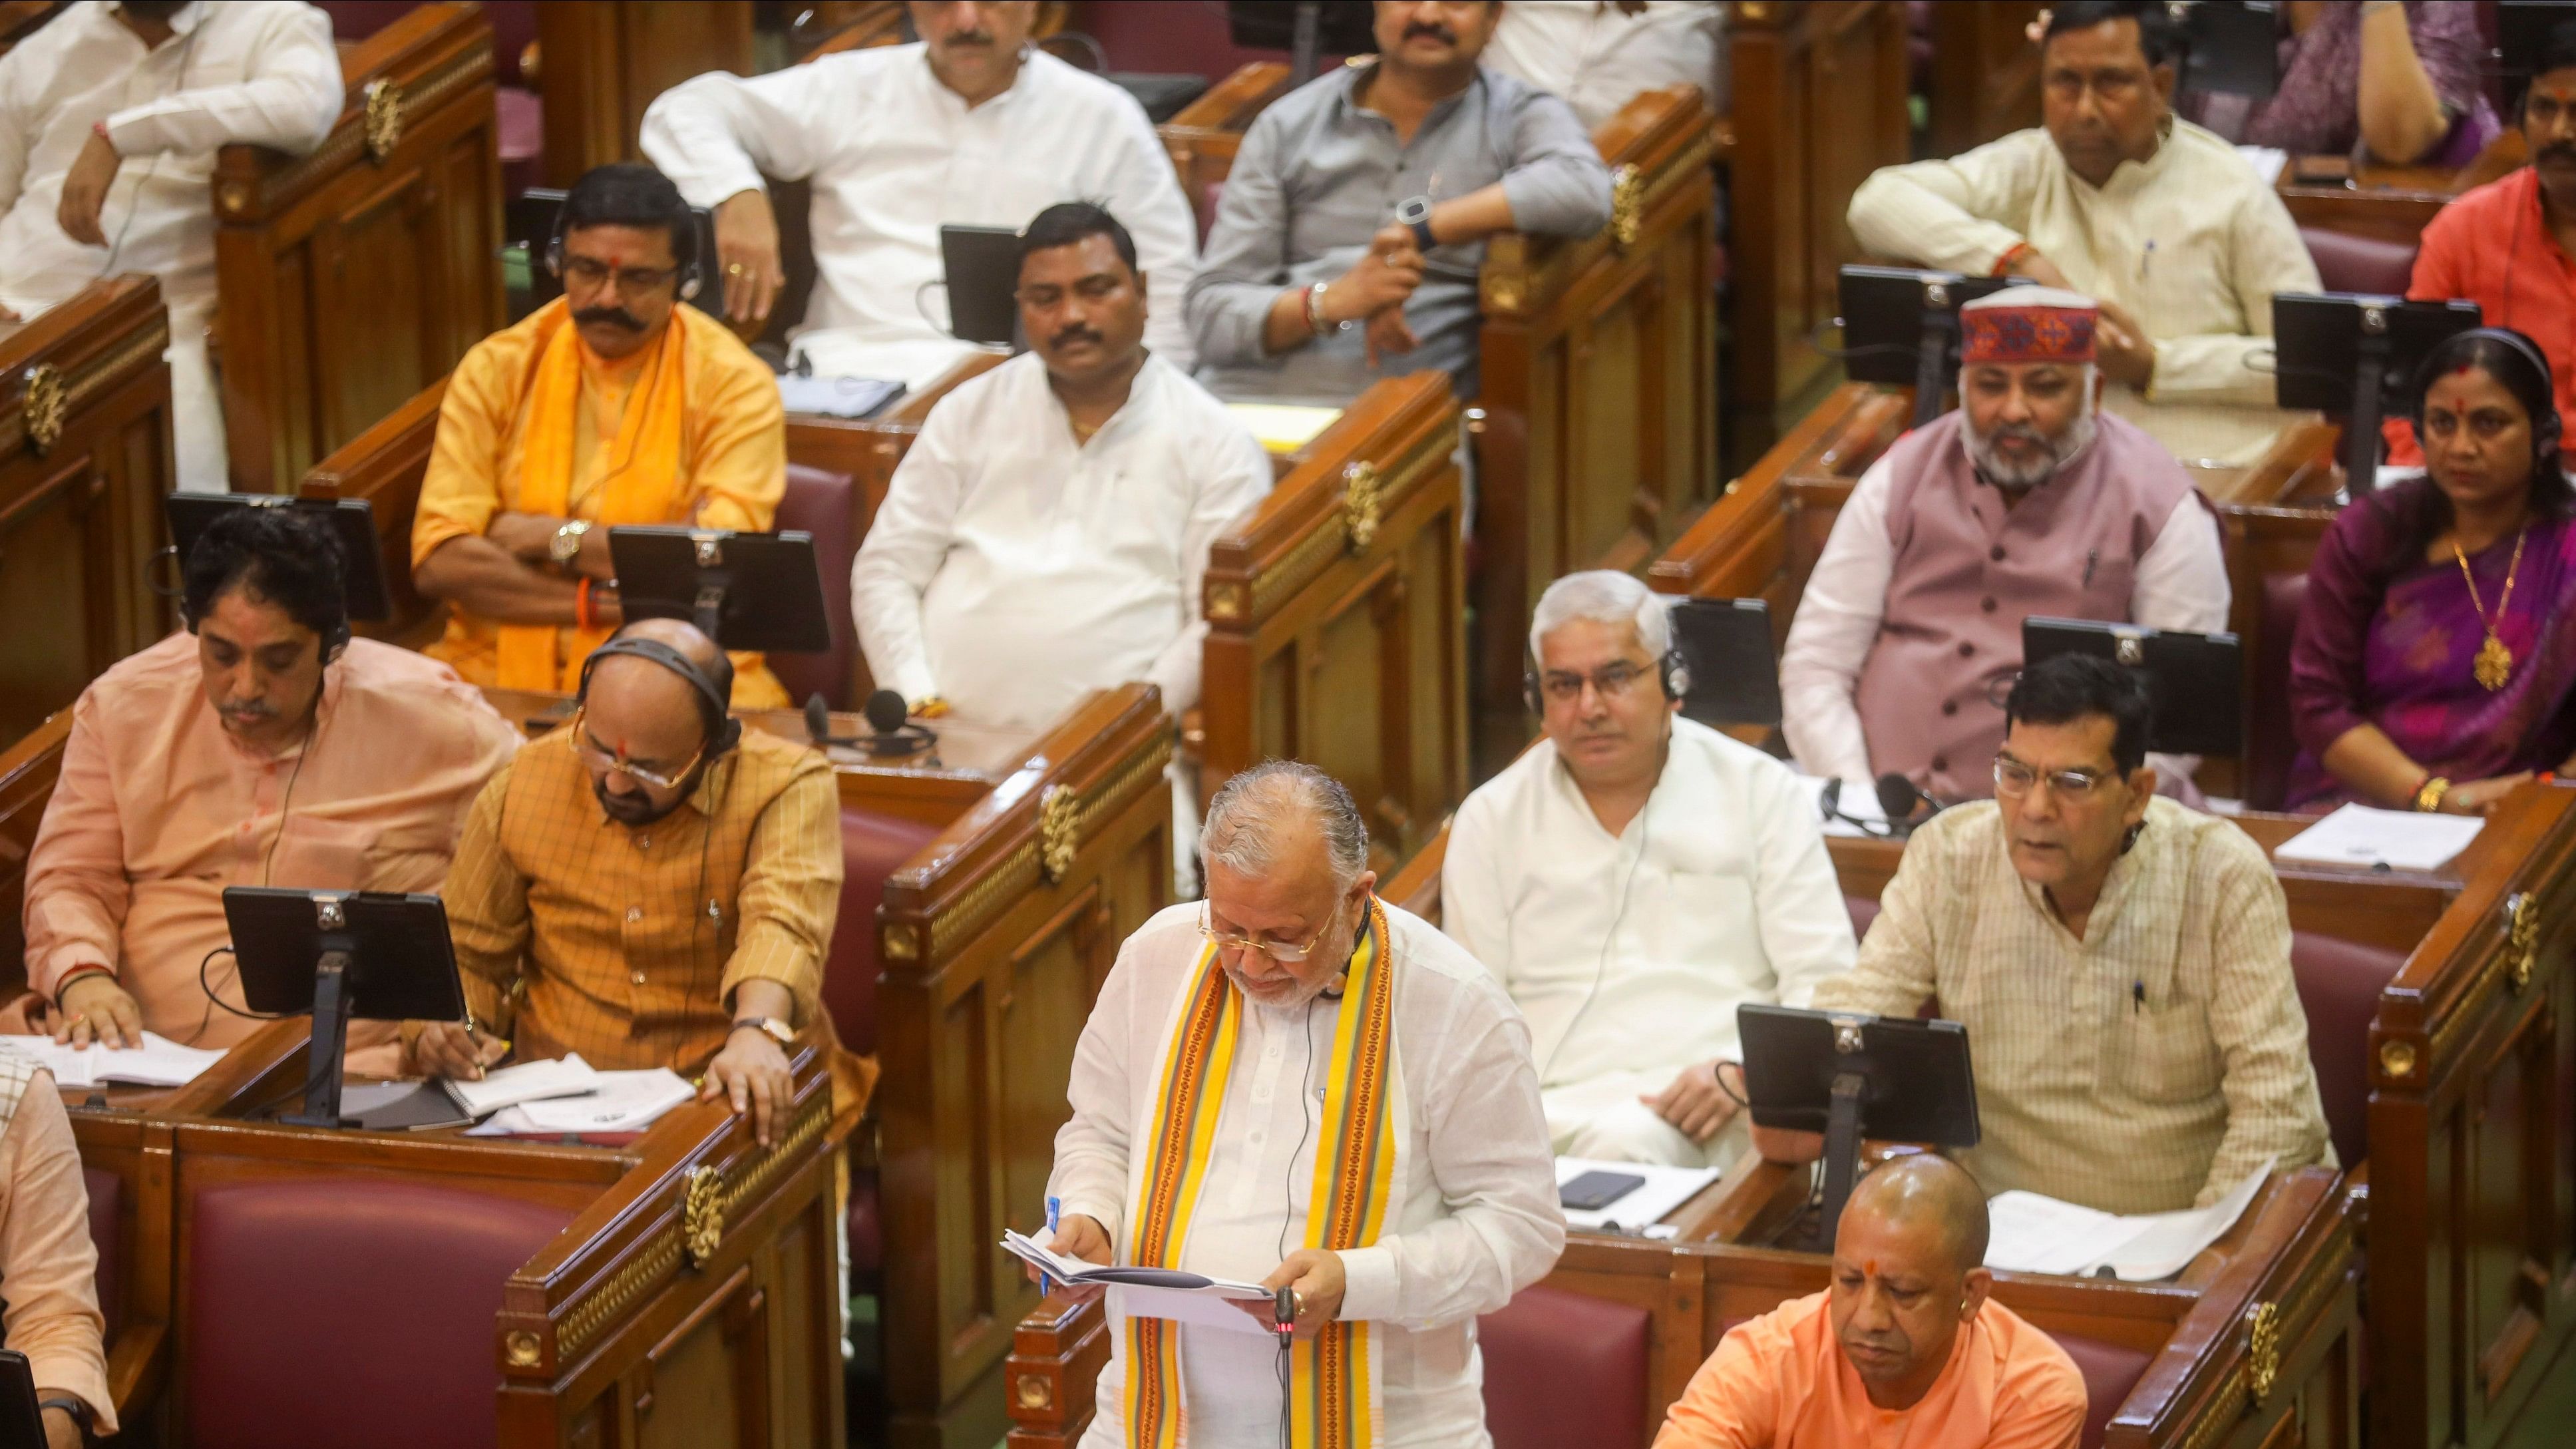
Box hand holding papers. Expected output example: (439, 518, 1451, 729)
(1001, 1229, 1276, 1336)
(2274, 803, 2484, 873)
(2, 1032, 225, 1090)
(1984, 1159, 2273, 1281)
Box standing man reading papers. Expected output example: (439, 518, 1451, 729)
(1656, 1155, 2088, 1449)
(1038, 761, 1563, 1446)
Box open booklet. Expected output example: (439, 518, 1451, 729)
(1001, 1229, 1277, 1337)
(1984, 1159, 2273, 1281)
(1, 1032, 226, 1090)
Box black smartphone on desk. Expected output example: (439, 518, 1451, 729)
(1559, 1169, 1646, 1213)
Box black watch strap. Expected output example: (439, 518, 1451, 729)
(38, 1394, 87, 1425)
(1408, 215, 1437, 252)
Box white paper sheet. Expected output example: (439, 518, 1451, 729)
(1555, 1157, 1722, 1232)
(463, 1069, 695, 1135)
(1002, 1229, 1276, 1335)
(441, 1053, 600, 1118)
(2, 1032, 226, 1089)
(2273, 803, 2485, 872)
(1985, 1159, 2274, 1281)
(2236, 145, 2289, 185)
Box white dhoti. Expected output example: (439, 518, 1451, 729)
(5, 282, 228, 493)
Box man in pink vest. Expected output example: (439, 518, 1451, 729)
(1779, 287, 2228, 803)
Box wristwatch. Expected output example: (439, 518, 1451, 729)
(548, 518, 593, 567)
(731, 1016, 795, 1047)
(1396, 194, 1437, 252)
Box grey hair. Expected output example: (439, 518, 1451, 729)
(1201, 760, 1370, 889)
(1529, 569, 1672, 665)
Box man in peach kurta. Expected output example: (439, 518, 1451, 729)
(0, 1049, 118, 1446)
(411, 162, 790, 706)
(1656, 1156, 2087, 1449)
(17, 506, 517, 1068)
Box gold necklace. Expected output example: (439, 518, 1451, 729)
(2454, 525, 2529, 692)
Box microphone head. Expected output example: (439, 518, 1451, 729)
(804, 694, 832, 745)
(864, 689, 910, 736)
(1875, 772, 1923, 821)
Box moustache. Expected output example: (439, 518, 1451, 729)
(1987, 423, 2047, 447)
(942, 30, 994, 47)
(572, 305, 646, 332)
(1403, 22, 1456, 43)
(219, 702, 276, 720)
(1049, 324, 1103, 350)
(2542, 142, 2576, 166)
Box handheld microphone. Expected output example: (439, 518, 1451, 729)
(1272, 1285, 1298, 1338)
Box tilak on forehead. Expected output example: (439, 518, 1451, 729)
(1960, 286, 2099, 367)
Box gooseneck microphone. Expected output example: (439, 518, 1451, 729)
(806, 690, 939, 759)
(1875, 773, 1944, 835)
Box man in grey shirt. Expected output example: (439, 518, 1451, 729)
(1186, 0, 1613, 403)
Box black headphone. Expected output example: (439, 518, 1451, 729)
(1523, 648, 1691, 715)
(575, 636, 741, 760)
(2407, 326, 2564, 469)
(545, 197, 705, 303)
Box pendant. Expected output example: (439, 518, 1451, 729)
(2475, 630, 2515, 692)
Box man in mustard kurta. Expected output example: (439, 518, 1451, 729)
(412, 162, 791, 706)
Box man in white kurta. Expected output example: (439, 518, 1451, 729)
(1444, 572, 1855, 1170)
(0, 0, 341, 492)
(1482, 0, 1727, 128)
(638, 2, 1197, 389)
(1043, 761, 1563, 1448)
(1844, 3, 2319, 464)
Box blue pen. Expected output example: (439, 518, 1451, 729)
(1043, 1195, 1063, 1294)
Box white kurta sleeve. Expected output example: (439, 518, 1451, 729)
(0, 49, 30, 217)
(1845, 133, 2045, 276)
(102, 5, 340, 158)
(1745, 763, 1859, 1011)
(848, 399, 970, 708)
(1045, 934, 1144, 1251)
(1095, 98, 1204, 369)
(1779, 455, 1897, 785)
(1435, 791, 1513, 984)
(1142, 415, 1272, 716)
(2133, 494, 2231, 634)
(1336, 1004, 1563, 1329)
(640, 63, 848, 207)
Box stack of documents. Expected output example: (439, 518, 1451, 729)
(462, 1066, 697, 1136)
(1001, 1229, 1274, 1335)
(1984, 1159, 2272, 1281)
(1224, 402, 1342, 456)
(3, 1032, 226, 1089)
(2274, 803, 2485, 872)
(442, 1054, 602, 1117)
(775, 373, 905, 419)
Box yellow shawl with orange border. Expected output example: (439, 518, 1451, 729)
(1123, 897, 1405, 1449)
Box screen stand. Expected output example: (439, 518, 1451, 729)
(1290, 1, 1322, 85)
(1811, 1070, 1867, 1252)
(1911, 305, 1958, 429)
(2343, 315, 2394, 497)
(282, 949, 357, 1130)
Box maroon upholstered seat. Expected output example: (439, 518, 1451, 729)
(830, 806, 939, 1286)
(1479, 1284, 1649, 1449)
(185, 1179, 575, 1449)
(2299, 227, 2420, 297)
(82, 1166, 120, 1342)
(2245, 571, 2308, 812)
(1845, 893, 1881, 941)
(2052, 1331, 2155, 1449)
(767, 463, 862, 710)
(2290, 931, 2408, 1167)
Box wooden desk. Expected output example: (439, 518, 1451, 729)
(2274, 131, 2526, 249)
(0, 275, 176, 744)
(530, 1, 755, 188)
(1926, 3, 2046, 157)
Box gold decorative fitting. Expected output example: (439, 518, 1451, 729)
(1481, 272, 1527, 317)
(1014, 1373, 1054, 1410)
(681, 1165, 723, 1269)
(2379, 1038, 2417, 1080)
(1344, 461, 1383, 552)
(2243, 1300, 2281, 1405)
(2506, 891, 2539, 991)
(1610, 164, 1644, 249)
(217, 179, 255, 220)
(21, 363, 66, 455)
(880, 921, 920, 962)
(504, 1331, 543, 1368)
(362, 78, 404, 163)
(1206, 580, 1246, 623)
(1039, 784, 1079, 884)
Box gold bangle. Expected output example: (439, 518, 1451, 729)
(2416, 776, 2452, 813)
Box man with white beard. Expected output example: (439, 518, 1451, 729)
(1778, 288, 2228, 805)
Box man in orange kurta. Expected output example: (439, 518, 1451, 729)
(412, 162, 790, 706)
(1656, 1155, 2088, 1449)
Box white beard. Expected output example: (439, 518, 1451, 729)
(1965, 408, 2096, 490)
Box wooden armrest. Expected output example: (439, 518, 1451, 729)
(1006, 1285, 1109, 1447)
(105, 1317, 166, 1425)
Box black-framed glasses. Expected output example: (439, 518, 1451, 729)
(1992, 755, 2114, 801)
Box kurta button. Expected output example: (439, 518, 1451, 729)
(1941, 701, 1959, 716)
(1990, 546, 2006, 562)
(638, 834, 651, 849)
(626, 907, 643, 923)
(1957, 641, 1975, 656)
(630, 971, 646, 986)
(1980, 597, 1998, 613)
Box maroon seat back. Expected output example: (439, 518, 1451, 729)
(824, 808, 942, 1056)
(1480, 1284, 1649, 1449)
(2289, 931, 2409, 1166)
(185, 1179, 575, 1449)
(767, 462, 861, 710)
(2299, 227, 2419, 296)
(1845, 893, 1881, 941)
(2052, 1331, 2155, 1449)
(83, 1166, 120, 1342)
(2245, 571, 2308, 812)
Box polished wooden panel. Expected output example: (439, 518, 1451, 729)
(63, 1102, 175, 1428)
(214, 1, 504, 495)
(1200, 373, 1467, 871)
(532, 1, 755, 187)
(872, 683, 1175, 1449)
(2275, 130, 2527, 249)
(299, 375, 449, 648)
(0, 711, 72, 1000)
(1927, 3, 2046, 156)
(0, 276, 177, 743)
(1477, 83, 1720, 741)
(1720, 1, 1911, 463)
(1155, 61, 1292, 225)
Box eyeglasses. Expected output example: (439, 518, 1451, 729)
(1198, 901, 1342, 964)
(556, 255, 681, 298)
(570, 707, 705, 791)
(1992, 755, 2114, 801)
(1535, 658, 1652, 706)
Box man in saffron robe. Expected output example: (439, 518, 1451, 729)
(411, 162, 789, 706)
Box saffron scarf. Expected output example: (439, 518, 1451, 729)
(1123, 897, 1405, 1449)
(494, 297, 695, 692)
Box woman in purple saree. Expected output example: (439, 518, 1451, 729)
(2289, 327, 2576, 815)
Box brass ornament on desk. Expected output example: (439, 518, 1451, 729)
(2243, 1299, 2282, 1405)
(21, 363, 65, 455)
(681, 1165, 723, 1269)
(363, 78, 405, 163)
(1039, 784, 1080, 883)
(1610, 163, 1644, 249)
(2507, 891, 2539, 991)
(1343, 460, 1383, 552)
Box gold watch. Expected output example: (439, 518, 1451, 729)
(548, 518, 593, 566)
(730, 1016, 795, 1047)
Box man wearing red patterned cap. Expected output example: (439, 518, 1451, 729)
(1780, 287, 2229, 805)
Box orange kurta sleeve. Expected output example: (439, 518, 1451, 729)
(0, 1074, 115, 1434)
(1654, 1301, 1803, 1449)
(413, 329, 537, 570)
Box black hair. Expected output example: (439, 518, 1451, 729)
(2536, 20, 2576, 93)
(2043, 1, 2183, 69)
(560, 162, 698, 274)
(2372, 328, 2576, 586)
(1017, 201, 1139, 279)
(181, 506, 351, 658)
(2005, 653, 2153, 778)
